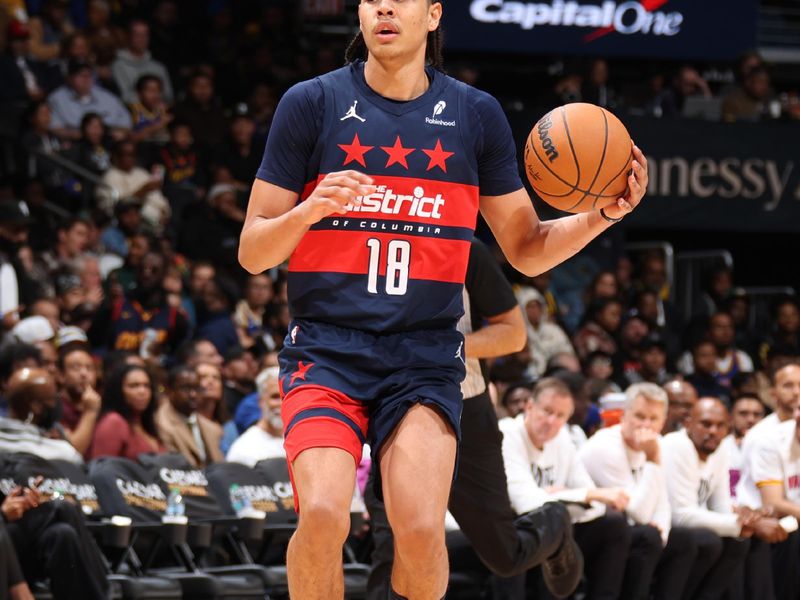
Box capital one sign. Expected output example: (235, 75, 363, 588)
(445, 0, 757, 59)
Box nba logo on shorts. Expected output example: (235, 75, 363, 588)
(290, 325, 300, 345)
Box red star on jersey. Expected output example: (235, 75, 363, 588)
(380, 136, 414, 169)
(422, 139, 454, 172)
(338, 133, 374, 167)
(290, 361, 314, 385)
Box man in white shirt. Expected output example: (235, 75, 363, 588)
(226, 367, 285, 467)
(663, 397, 785, 600)
(721, 395, 766, 501)
(737, 405, 800, 600)
(747, 362, 800, 439)
(581, 382, 695, 600)
(501, 377, 631, 599)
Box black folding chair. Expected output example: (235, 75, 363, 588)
(89, 456, 266, 599)
(2, 452, 182, 600)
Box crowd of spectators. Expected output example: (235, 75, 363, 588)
(0, 1, 800, 598)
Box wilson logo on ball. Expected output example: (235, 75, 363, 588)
(537, 111, 559, 163)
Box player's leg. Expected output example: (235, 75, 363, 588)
(287, 447, 356, 600)
(381, 403, 456, 600)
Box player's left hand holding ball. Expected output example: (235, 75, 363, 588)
(602, 144, 648, 221)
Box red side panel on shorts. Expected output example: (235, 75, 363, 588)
(281, 384, 368, 512)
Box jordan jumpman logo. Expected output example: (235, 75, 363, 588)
(340, 100, 366, 122)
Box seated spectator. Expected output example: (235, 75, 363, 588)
(747, 362, 800, 438)
(0, 367, 80, 462)
(758, 296, 800, 368)
(683, 340, 733, 406)
(112, 20, 174, 106)
(499, 381, 533, 420)
(517, 286, 575, 377)
(737, 403, 800, 598)
(129, 74, 172, 146)
(19, 102, 67, 192)
(662, 398, 783, 599)
(89, 251, 190, 360)
(623, 334, 672, 387)
(155, 365, 223, 467)
(572, 298, 622, 362)
(104, 231, 149, 299)
(196, 361, 226, 423)
(221, 345, 258, 416)
(157, 119, 208, 196)
(499, 377, 631, 599)
(226, 367, 284, 466)
(580, 383, 699, 600)
(722, 65, 778, 122)
(100, 201, 143, 261)
(196, 276, 241, 356)
(178, 184, 245, 274)
(27, 0, 75, 64)
(0, 366, 110, 599)
(246, 81, 276, 148)
(89, 363, 163, 459)
(756, 344, 800, 412)
(614, 312, 650, 381)
(652, 65, 712, 118)
(211, 106, 261, 190)
(176, 338, 223, 369)
(583, 350, 614, 382)
(57, 345, 101, 456)
(581, 58, 618, 111)
(172, 70, 228, 151)
(0, 20, 53, 105)
(234, 273, 274, 352)
(96, 140, 171, 234)
(720, 395, 766, 501)
(661, 377, 698, 435)
(38, 217, 91, 281)
(47, 60, 131, 142)
(582, 270, 620, 311)
(67, 112, 111, 179)
(731, 370, 761, 401)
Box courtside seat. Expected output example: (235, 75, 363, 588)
(89, 456, 266, 599)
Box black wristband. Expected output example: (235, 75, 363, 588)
(600, 207, 623, 223)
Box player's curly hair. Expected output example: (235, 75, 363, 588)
(344, 3, 445, 71)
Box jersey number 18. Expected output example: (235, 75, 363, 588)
(366, 238, 410, 296)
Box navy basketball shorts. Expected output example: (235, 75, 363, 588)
(278, 319, 466, 507)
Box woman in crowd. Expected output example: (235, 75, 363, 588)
(89, 363, 163, 459)
(573, 297, 623, 361)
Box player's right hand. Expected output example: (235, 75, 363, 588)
(297, 170, 374, 226)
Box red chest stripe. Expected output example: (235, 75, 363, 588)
(289, 231, 470, 284)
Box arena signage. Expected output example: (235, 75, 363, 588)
(446, 0, 758, 59)
(508, 113, 800, 232)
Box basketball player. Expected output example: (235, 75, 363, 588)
(239, 2, 648, 599)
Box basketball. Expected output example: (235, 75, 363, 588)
(524, 103, 633, 213)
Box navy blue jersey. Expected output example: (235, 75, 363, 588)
(256, 60, 522, 333)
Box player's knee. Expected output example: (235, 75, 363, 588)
(392, 514, 446, 562)
(298, 496, 351, 545)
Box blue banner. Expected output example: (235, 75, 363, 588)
(443, 1, 759, 60)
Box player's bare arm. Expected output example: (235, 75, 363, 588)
(239, 170, 374, 274)
(480, 145, 648, 277)
(464, 305, 526, 359)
